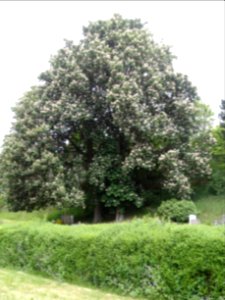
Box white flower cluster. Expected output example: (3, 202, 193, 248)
(185, 151, 211, 177)
(123, 145, 155, 172)
(163, 170, 192, 199)
(159, 149, 184, 171)
(159, 149, 192, 198)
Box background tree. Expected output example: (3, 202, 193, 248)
(207, 99, 225, 195)
(219, 99, 225, 136)
(209, 126, 225, 195)
(0, 15, 213, 221)
(188, 102, 214, 195)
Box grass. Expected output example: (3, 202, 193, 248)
(0, 209, 48, 223)
(0, 268, 135, 300)
(195, 194, 225, 224)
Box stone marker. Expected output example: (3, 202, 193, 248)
(189, 214, 199, 225)
(61, 214, 74, 225)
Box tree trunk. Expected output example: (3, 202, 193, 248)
(93, 198, 102, 223)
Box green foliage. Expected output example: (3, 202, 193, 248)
(0, 220, 224, 299)
(0, 196, 6, 210)
(157, 199, 197, 223)
(0, 15, 213, 219)
(207, 101, 225, 196)
(101, 168, 143, 208)
(208, 126, 225, 195)
(210, 169, 225, 195)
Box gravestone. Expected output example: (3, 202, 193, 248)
(61, 214, 74, 225)
(189, 214, 199, 225)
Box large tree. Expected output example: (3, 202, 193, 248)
(1, 15, 213, 221)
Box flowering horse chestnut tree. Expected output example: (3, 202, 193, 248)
(0, 15, 213, 221)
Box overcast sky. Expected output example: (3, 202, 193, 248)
(0, 1, 224, 147)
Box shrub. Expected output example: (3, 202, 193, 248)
(157, 199, 197, 223)
(0, 220, 224, 299)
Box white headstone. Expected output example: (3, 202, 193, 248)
(189, 214, 198, 224)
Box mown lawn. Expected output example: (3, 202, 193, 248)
(0, 268, 135, 300)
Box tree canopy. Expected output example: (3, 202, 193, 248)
(0, 15, 213, 221)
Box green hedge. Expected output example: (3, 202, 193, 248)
(0, 219, 224, 299)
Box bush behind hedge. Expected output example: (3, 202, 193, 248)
(0, 219, 224, 299)
(157, 199, 198, 223)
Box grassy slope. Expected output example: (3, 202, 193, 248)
(0, 268, 135, 300)
(0, 209, 48, 222)
(195, 195, 225, 224)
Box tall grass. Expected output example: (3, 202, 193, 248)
(0, 209, 49, 223)
(195, 195, 225, 224)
